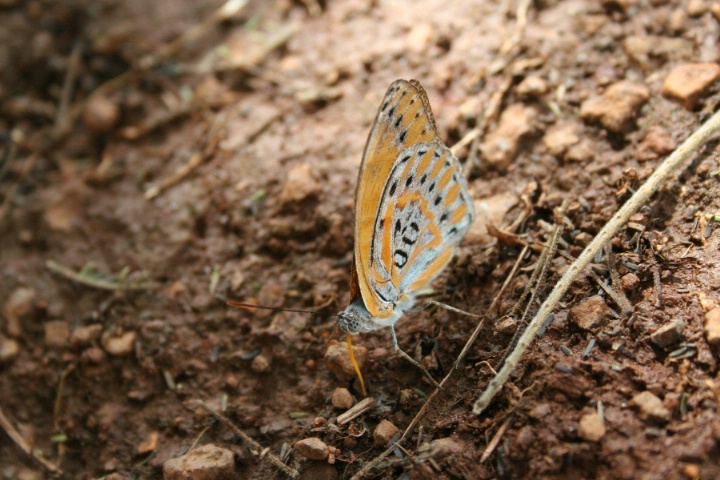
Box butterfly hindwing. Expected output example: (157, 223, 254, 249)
(369, 141, 475, 306)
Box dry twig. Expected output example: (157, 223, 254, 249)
(0, 404, 63, 474)
(473, 108, 720, 415)
(45, 259, 161, 291)
(196, 400, 299, 478)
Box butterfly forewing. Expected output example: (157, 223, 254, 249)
(353, 80, 442, 318)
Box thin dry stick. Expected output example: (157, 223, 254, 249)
(52, 362, 76, 471)
(196, 401, 299, 479)
(145, 152, 205, 200)
(497, 210, 565, 370)
(54, 43, 82, 134)
(473, 108, 720, 415)
(499, 0, 532, 56)
(480, 416, 513, 463)
(0, 404, 63, 474)
(604, 243, 633, 314)
(45, 259, 161, 291)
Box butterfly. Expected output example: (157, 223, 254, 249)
(337, 79, 475, 350)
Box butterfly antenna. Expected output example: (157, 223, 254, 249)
(227, 301, 335, 317)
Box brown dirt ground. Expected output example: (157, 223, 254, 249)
(2, 1, 720, 479)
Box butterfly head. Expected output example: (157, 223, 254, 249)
(337, 301, 375, 334)
(338, 297, 405, 334)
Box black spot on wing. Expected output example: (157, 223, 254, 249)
(434, 196, 442, 206)
(394, 250, 408, 268)
(405, 175, 414, 187)
(399, 130, 407, 143)
(420, 174, 427, 184)
(389, 180, 398, 197)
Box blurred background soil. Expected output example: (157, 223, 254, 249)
(1, 0, 720, 478)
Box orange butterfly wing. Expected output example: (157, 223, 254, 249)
(353, 80, 441, 318)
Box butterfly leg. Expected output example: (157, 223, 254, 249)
(390, 326, 440, 388)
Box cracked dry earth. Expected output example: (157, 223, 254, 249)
(1, 0, 720, 479)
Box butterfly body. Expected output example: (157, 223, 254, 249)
(337, 80, 475, 335)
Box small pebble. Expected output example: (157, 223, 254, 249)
(637, 126, 676, 162)
(650, 319, 685, 348)
(373, 419, 399, 446)
(621, 273, 640, 292)
(494, 317, 517, 335)
(662, 63, 720, 110)
(101, 330, 136, 357)
(71, 324, 103, 347)
(44, 320, 70, 347)
(683, 463, 701, 479)
(84, 94, 119, 135)
(543, 122, 580, 157)
(517, 75, 548, 97)
(323, 340, 367, 382)
(631, 391, 671, 423)
(406, 23, 435, 53)
(704, 307, 720, 346)
(465, 193, 517, 245)
(163, 443, 236, 480)
(687, 0, 707, 17)
(481, 103, 537, 170)
(574, 232, 593, 247)
(623, 35, 692, 70)
(3, 287, 36, 337)
(398, 389, 417, 411)
(428, 437, 467, 460)
(251, 354, 270, 373)
(667, 8, 687, 34)
(331, 387, 354, 410)
(295, 437, 329, 460)
(136, 431, 158, 455)
(279, 163, 320, 207)
(528, 403, 552, 420)
(578, 412, 606, 442)
(711, 3, 720, 21)
(569, 296, 610, 330)
(84, 347, 106, 364)
(580, 81, 649, 133)
(0, 337, 20, 362)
